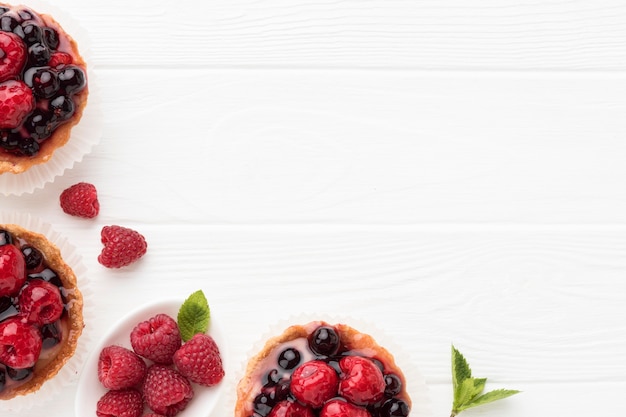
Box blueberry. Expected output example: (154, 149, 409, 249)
(0, 130, 20, 151)
(50, 95, 75, 121)
(0, 368, 5, 392)
(6, 366, 33, 381)
(384, 373, 403, 397)
(0, 15, 19, 32)
(28, 42, 51, 66)
(58, 66, 86, 94)
(21, 22, 42, 45)
(41, 322, 62, 349)
(29, 268, 63, 289)
(31, 68, 60, 98)
(18, 136, 40, 157)
(308, 325, 340, 356)
(42, 27, 59, 50)
(22, 245, 43, 270)
(277, 347, 301, 370)
(0, 230, 13, 245)
(379, 399, 410, 417)
(252, 393, 273, 417)
(24, 109, 54, 140)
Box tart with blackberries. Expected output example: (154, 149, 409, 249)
(0, 2, 88, 174)
(235, 321, 411, 417)
(0, 223, 83, 400)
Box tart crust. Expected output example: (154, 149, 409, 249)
(0, 3, 89, 174)
(0, 223, 84, 400)
(235, 321, 411, 417)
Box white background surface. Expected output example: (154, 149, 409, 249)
(4, 0, 626, 416)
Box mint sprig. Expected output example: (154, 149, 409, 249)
(450, 345, 520, 417)
(177, 290, 210, 342)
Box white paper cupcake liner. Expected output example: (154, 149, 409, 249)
(0, 212, 92, 413)
(231, 313, 433, 417)
(0, 0, 103, 196)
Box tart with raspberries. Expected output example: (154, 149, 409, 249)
(0, 223, 83, 400)
(0, 2, 88, 174)
(235, 321, 411, 417)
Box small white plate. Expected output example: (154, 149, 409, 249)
(74, 298, 228, 417)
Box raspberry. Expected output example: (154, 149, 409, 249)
(0, 317, 42, 369)
(173, 333, 225, 386)
(48, 51, 73, 68)
(0, 80, 34, 129)
(18, 279, 64, 326)
(130, 313, 181, 364)
(96, 388, 143, 417)
(143, 364, 194, 417)
(320, 399, 371, 417)
(0, 32, 26, 83)
(98, 345, 147, 390)
(98, 225, 147, 268)
(290, 360, 339, 408)
(268, 400, 315, 417)
(0, 243, 26, 298)
(59, 182, 100, 218)
(338, 356, 385, 406)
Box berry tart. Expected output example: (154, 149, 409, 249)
(0, 2, 88, 174)
(0, 223, 83, 401)
(235, 321, 412, 417)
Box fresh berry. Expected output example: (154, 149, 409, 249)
(173, 333, 225, 387)
(144, 415, 167, 417)
(98, 225, 147, 268)
(59, 182, 99, 218)
(142, 364, 194, 417)
(0, 317, 42, 369)
(130, 313, 180, 364)
(338, 356, 385, 406)
(0, 31, 26, 83)
(0, 80, 34, 129)
(48, 51, 72, 68)
(268, 400, 315, 417)
(98, 345, 147, 390)
(18, 279, 64, 326)
(320, 399, 371, 417)
(96, 388, 143, 417)
(290, 359, 338, 408)
(0, 243, 26, 297)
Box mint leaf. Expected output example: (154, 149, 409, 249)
(450, 346, 520, 416)
(177, 290, 210, 342)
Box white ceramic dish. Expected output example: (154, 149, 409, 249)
(75, 298, 228, 417)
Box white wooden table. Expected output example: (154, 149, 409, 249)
(6, 0, 626, 416)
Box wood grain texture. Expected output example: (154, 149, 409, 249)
(38, 0, 626, 70)
(5, 70, 626, 224)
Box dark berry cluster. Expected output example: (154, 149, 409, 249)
(251, 325, 411, 417)
(0, 229, 67, 396)
(0, 5, 86, 157)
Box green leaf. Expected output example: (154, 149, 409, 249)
(457, 389, 521, 413)
(450, 346, 520, 416)
(177, 290, 210, 342)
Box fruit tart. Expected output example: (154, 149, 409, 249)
(235, 321, 411, 417)
(0, 2, 88, 174)
(0, 223, 83, 400)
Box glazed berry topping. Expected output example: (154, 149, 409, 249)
(18, 279, 65, 326)
(0, 228, 73, 396)
(0, 80, 34, 129)
(338, 356, 386, 406)
(0, 4, 87, 157)
(242, 323, 411, 417)
(290, 360, 339, 408)
(0, 317, 42, 369)
(278, 347, 301, 370)
(0, 243, 26, 298)
(308, 325, 340, 356)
